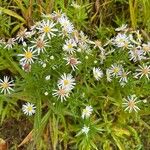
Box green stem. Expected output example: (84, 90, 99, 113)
(129, 0, 137, 29)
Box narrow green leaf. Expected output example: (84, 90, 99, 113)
(112, 134, 125, 150)
(0, 7, 26, 23)
(11, 23, 24, 34)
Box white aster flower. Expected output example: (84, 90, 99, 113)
(134, 64, 150, 80)
(89, 40, 103, 49)
(109, 64, 123, 77)
(64, 55, 81, 71)
(30, 37, 49, 54)
(128, 46, 146, 62)
(51, 10, 65, 21)
(16, 28, 27, 42)
(4, 38, 16, 49)
(20, 62, 31, 72)
(16, 28, 32, 42)
(62, 23, 74, 36)
(37, 20, 58, 39)
(93, 67, 103, 80)
(63, 39, 77, 54)
(82, 106, 93, 119)
(18, 48, 38, 64)
(71, 1, 81, 9)
(81, 125, 90, 135)
(79, 31, 90, 44)
(58, 15, 74, 35)
(118, 69, 131, 83)
(115, 24, 128, 32)
(61, 25, 74, 36)
(123, 95, 140, 113)
(142, 42, 150, 54)
(58, 15, 71, 27)
(119, 69, 131, 87)
(58, 73, 76, 90)
(0, 76, 15, 94)
(22, 102, 36, 116)
(113, 33, 130, 48)
(52, 87, 70, 102)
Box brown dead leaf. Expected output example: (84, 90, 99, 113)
(0, 138, 7, 150)
(95, 0, 100, 13)
(18, 130, 33, 148)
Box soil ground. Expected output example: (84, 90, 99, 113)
(0, 117, 32, 150)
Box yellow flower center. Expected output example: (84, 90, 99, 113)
(64, 80, 69, 85)
(128, 100, 135, 108)
(58, 88, 66, 95)
(122, 72, 127, 78)
(124, 42, 128, 48)
(119, 39, 124, 43)
(68, 44, 73, 49)
(25, 51, 32, 59)
(137, 33, 142, 40)
(36, 40, 44, 48)
(94, 72, 99, 78)
(43, 26, 51, 33)
(143, 46, 149, 52)
(113, 67, 119, 73)
(142, 68, 149, 74)
(27, 106, 33, 112)
(95, 40, 101, 47)
(83, 109, 88, 114)
(70, 58, 77, 65)
(1, 82, 9, 89)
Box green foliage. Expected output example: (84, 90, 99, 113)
(0, 0, 150, 37)
(0, 1, 150, 150)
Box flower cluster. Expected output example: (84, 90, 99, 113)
(53, 73, 76, 102)
(0, 10, 148, 142)
(80, 105, 93, 135)
(91, 24, 150, 87)
(110, 26, 150, 82)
